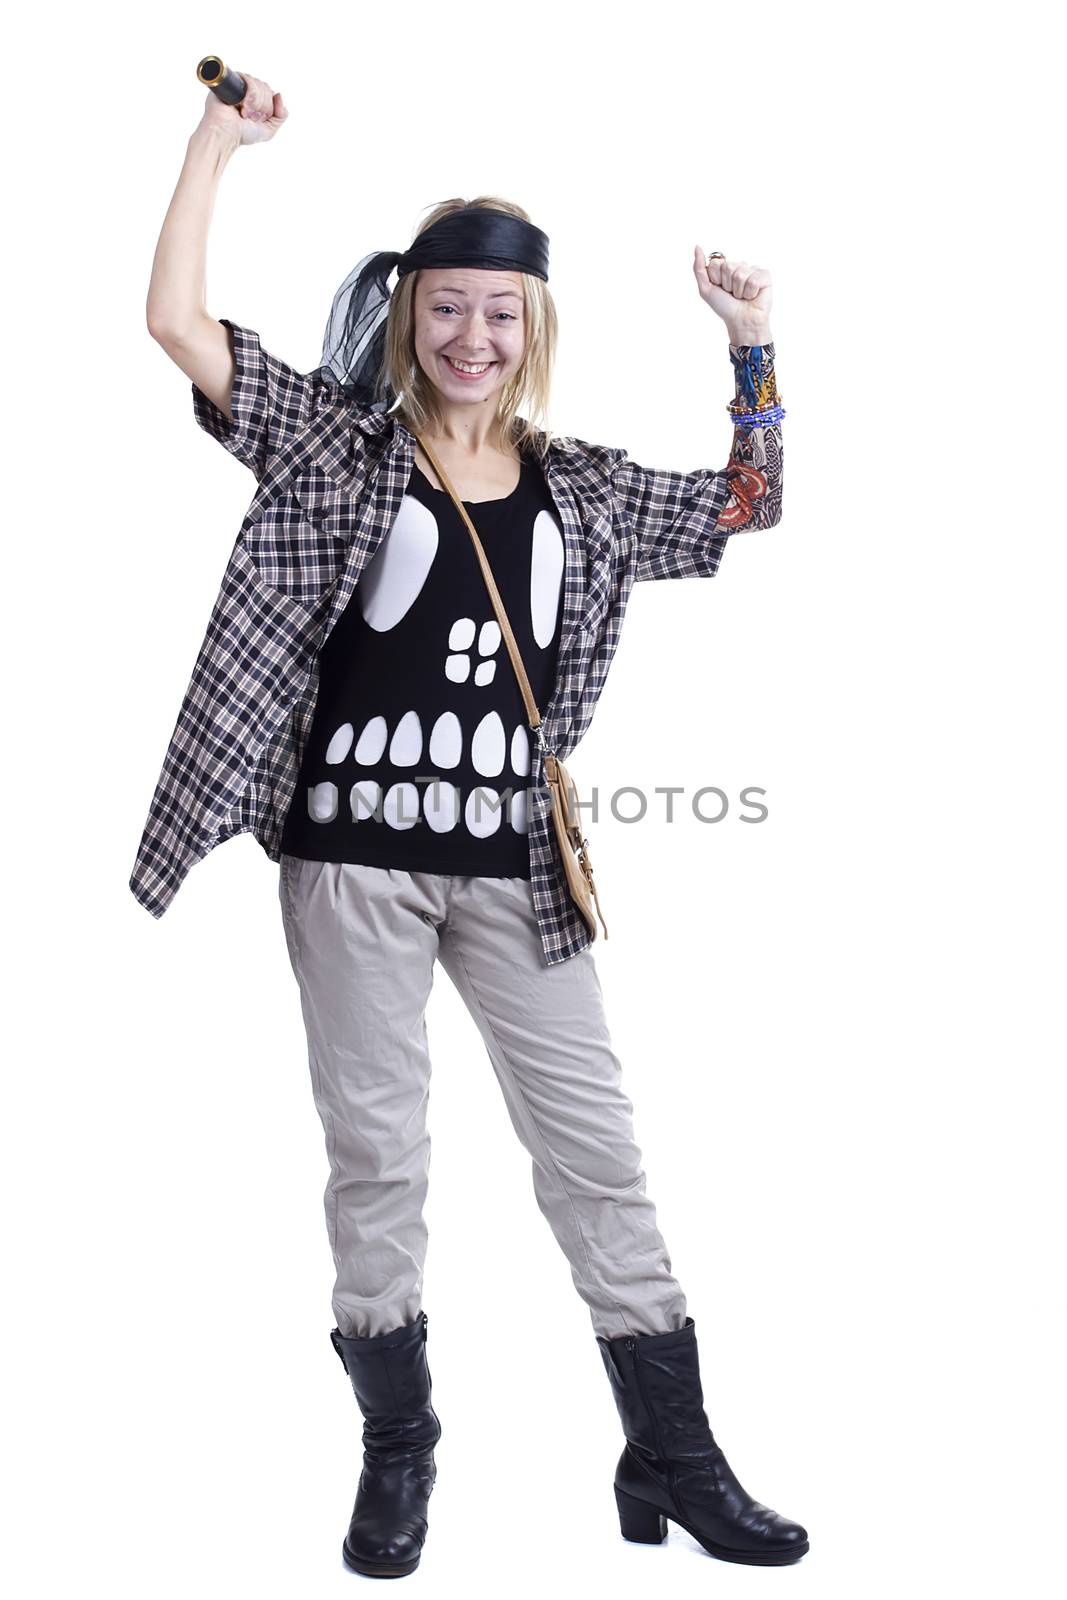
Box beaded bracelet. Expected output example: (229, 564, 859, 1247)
(727, 400, 787, 429)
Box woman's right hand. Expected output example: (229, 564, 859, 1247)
(198, 71, 288, 147)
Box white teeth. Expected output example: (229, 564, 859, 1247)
(446, 356, 492, 373)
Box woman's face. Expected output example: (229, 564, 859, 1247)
(413, 266, 526, 411)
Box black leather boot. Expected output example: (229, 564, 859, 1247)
(330, 1310, 442, 1578)
(596, 1316, 809, 1565)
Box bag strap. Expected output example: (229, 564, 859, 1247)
(415, 432, 549, 755)
(415, 433, 608, 940)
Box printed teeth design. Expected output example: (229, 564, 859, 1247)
(307, 612, 533, 837)
(447, 615, 498, 685)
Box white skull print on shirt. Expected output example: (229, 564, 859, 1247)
(279, 448, 565, 878)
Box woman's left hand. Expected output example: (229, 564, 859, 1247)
(693, 249, 773, 341)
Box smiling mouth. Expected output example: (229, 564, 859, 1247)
(443, 355, 497, 375)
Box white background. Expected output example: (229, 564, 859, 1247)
(6, 2, 1064, 1596)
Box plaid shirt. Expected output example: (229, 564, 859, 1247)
(130, 319, 781, 964)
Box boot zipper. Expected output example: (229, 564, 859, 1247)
(626, 1339, 658, 1445)
(627, 1337, 673, 1494)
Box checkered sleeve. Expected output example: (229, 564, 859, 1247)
(611, 340, 782, 582)
(191, 318, 333, 479)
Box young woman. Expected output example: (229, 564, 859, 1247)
(137, 70, 805, 1579)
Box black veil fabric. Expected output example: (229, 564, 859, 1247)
(315, 249, 404, 410)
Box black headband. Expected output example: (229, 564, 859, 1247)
(397, 208, 549, 281)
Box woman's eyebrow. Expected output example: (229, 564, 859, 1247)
(431, 286, 523, 300)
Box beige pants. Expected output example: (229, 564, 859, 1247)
(278, 855, 688, 1340)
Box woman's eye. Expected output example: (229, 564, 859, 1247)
(433, 305, 515, 321)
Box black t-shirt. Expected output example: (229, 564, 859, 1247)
(279, 445, 565, 877)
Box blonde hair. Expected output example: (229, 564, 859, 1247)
(378, 196, 558, 462)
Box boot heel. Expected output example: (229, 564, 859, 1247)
(614, 1485, 668, 1544)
